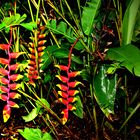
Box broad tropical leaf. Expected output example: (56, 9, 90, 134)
(106, 44, 140, 76)
(81, 0, 101, 35)
(93, 65, 117, 118)
(122, 0, 140, 45)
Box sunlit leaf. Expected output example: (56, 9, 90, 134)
(18, 127, 52, 140)
(22, 107, 40, 122)
(21, 22, 37, 30)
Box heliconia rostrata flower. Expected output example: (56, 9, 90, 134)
(0, 28, 23, 122)
(55, 39, 82, 125)
(26, 23, 46, 86)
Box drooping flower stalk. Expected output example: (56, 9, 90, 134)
(27, 23, 46, 86)
(55, 38, 82, 124)
(0, 27, 23, 122)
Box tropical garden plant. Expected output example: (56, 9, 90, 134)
(0, 0, 140, 139)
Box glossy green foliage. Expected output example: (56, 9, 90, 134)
(18, 127, 52, 140)
(81, 0, 101, 35)
(122, 0, 140, 45)
(106, 44, 140, 76)
(94, 65, 117, 118)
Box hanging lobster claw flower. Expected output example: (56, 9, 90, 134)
(0, 58, 9, 65)
(61, 109, 68, 125)
(10, 52, 25, 59)
(9, 92, 21, 99)
(10, 64, 20, 71)
(3, 105, 11, 123)
(55, 65, 68, 71)
(9, 101, 19, 108)
(0, 68, 9, 76)
(68, 71, 81, 78)
(0, 94, 8, 101)
(0, 44, 9, 50)
(0, 77, 9, 85)
(56, 75, 68, 83)
(58, 91, 68, 98)
(68, 81, 82, 88)
(56, 84, 68, 91)
(0, 86, 9, 93)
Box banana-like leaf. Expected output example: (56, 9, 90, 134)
(94, 65, 117, 118)
(122, 0, 140, 45)
(106, 44, 140, 76)
(81, 0, 101, 35)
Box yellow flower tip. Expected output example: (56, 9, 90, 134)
(3, 114, 10, 123)
(61, 118, 67, 125)
(55, 75, 60, 79)
(72, 106, 76, 110)
(73, 98, 77, 102)
(54, 65, 60, 69)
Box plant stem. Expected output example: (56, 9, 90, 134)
(118, 103, 140, 133)
(93, 105, 99, 140)
(27, 0, 34, 22)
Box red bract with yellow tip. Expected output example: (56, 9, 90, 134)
(26, 23, 46, 86)
(55, 38, 82, 124)
(0, 44, 9, 50)
(0, 28, 23, 122)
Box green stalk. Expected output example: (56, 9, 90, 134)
(124, 75, 127, 139)
(27, 0, 35, 22)
(118, 103, 140, 133)
(63, 0, 79, 28)
(93, 105, 99, 140)
(77, 0, 81, 19)
(35, 0, 41, 24)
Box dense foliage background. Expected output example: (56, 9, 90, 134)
(0, 0, 140, 139)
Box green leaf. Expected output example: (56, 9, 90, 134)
(3, 14, 27, 27)
(93, 65, 117, 118)
(122, 0, 140, 45)
(106, 44, 140, 76)
(21, 22, 37, 30)
(81, 0, 101, 35)
(132, 8, 140, 42)
(22, 107, 40, 122)
(36, 98, 50, 109)
(18, 127, 52, 140)
(46, 19, 74, 41)
(0, 22, 6, 31)
(41, 45, 58, 70)
(42, 133, 53, 140)
(53, 48, 68, 58)
(73, 95, 83, 119)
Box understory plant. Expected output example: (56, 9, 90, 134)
(0, 0, 140, 140)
